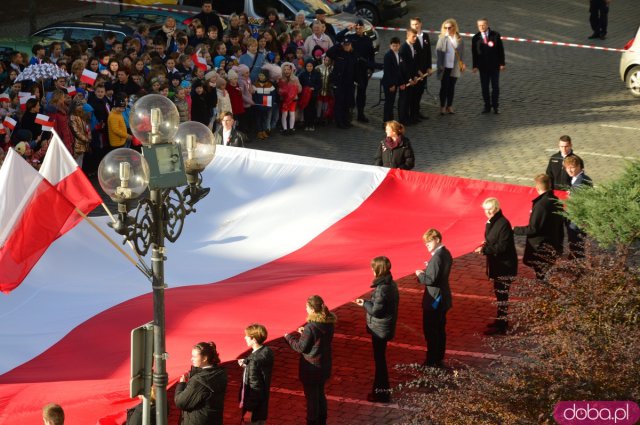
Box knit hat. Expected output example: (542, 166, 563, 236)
(15, 129, 32, 142)
(204, 69, 217, 80)
(227, 69, 238, 80)
(304, 58, 315, 67)
(214, 55, 226, 69)
(180, 80, 191, 89)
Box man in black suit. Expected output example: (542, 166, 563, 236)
(589, 0, 610, 40)
(382, 37, 403, 123)
(474, 197, 518, 335)
(409, 17, 433, 120)
(398, 28, 419, 126)
(514, 174, 565, 280)
(546, 135, 585, 191)
(327, 40, 357, 129)
(563, 156, 593, 259)
(471, 18, 505, 114)
(416, 228, 453, 367)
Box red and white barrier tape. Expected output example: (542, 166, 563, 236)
(77, 0, 631, 53)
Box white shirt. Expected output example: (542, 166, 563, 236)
(222, 128, 231, 146)
(571, 171, 584, 186)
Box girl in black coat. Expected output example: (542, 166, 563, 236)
(374, 120, 415, 170)
(190, 80, 217, 126)
(285, 295, 336, 425)
(175, 341, 228, 425)
(356, 256, 399, 403)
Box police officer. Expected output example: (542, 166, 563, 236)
(337, 19, 375, 123)
(326, 39, 356, 129)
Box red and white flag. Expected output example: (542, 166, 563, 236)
(0, 149, 76, 294)
(192, 50, 208, 71)
(80, 69, 98, 85)
(3, 116, 16, 130)
(0, 92, 10, 102)
(35, 113, 52, 126)
(19, 95, 35, 111)
(18, 91, 32, 99)
(0, 123, 5, 135)
(67, 85, 77, 97)
(39, 130, 102, 234)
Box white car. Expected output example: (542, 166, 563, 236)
(620, 25, 640, 97)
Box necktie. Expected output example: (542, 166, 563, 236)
(482, 32, 488, 44)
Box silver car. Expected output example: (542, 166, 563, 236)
(620, 25, 640, 97)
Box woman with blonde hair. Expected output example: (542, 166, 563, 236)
(436, 18, 465, 115)
(285, 295, 336, 425)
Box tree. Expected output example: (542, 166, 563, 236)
(563, 161, 640, 261)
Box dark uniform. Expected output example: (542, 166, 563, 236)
(337, 27, 375, 122)
(326, 42, 356, 128)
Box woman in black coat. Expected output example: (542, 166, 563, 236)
(175, 341, 228, 425)
(374, 120, 415, 170)
(356, 256, 399, 403)
(284, 295, 336, 425)
(474, 197, 517, 334)
(238, 323, 274, 424)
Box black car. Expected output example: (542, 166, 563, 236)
(328, 0, 408, 26)
(31, 20, 137, 44)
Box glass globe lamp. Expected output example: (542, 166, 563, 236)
(174, 121, 216, 174)
(98, 148, 150, 203)
(129, 94, 180, 145)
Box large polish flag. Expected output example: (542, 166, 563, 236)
(0, 149, 76, 294)
(39, 130, 103, 233)
(0, 147, 540, 424)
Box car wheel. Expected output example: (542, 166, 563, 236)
(626, 65, 640, 98)
(356, 3, 380, 26)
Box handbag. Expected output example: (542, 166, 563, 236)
(454, 49, 464, 72)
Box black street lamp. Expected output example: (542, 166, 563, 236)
(97, 94, 215, 425)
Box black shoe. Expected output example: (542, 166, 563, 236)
(367, 392, 391, 403)
(588, 33, 599, 39)
(599, 34, 606, 40)
(482, 107, 491, 113)
(357, 116, 370, 123)
(493, 108, 500, 114)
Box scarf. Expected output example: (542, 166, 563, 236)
(384, 136, 401, 150)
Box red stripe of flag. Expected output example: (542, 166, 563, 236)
(80, 69, 97, 85)
(3, 116, 16, 130)
(191, 53, 208, 71)
(67, 86, 77, 97)
(35, 114, 51, 126)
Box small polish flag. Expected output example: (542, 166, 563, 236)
(20, 95, 35, 111)
(80, 69, 97, 85)
(67, 86, 77, 97)
(3, 116, 16, 130)
(0, 123, 5, 134)
(18, 91, 32, 99)
(42, 122, 55, 132)
(35, 113, 52, 126)
(0, 93, 10, 102)
(262, 96, 272, 107)
(191, 50, 208, 71)
(40, 130, 102, 234)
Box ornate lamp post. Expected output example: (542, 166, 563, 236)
(97, 95, 216, 425)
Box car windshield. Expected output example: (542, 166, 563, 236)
(286, 0, 334, 17)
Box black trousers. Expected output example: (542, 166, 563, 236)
(589, 0, 609, 36)
(493, 277, 511, 329)
(422, 307, 447, 365)
(382, 85, 397, 123)
(371, 334, 390, 398)
(411, 78, 425, 119)
(334, 84, 354, 126)
(355, 78, 369, 117)
(479, 68, 500, 109)
(302, 381, 327, 425)
(439, 68, 458, 107)
(398, 86, 414, 125)
(303, 93, 318, 127)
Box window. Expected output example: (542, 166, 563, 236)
(32, 28, 67, 40)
